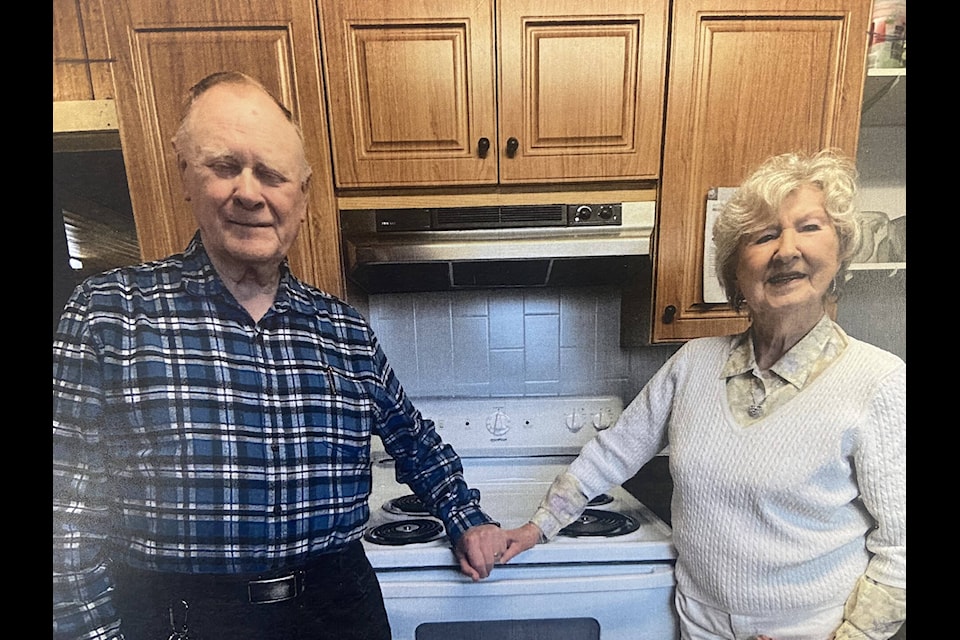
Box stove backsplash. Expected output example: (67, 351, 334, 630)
(366, 285, 679, 400)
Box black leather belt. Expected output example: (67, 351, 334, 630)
(116, 540, 362, 606)
(246, 570, 306, 604)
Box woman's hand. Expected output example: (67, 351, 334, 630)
(454, 523, 508, 581)
(498, 522, 543, 563)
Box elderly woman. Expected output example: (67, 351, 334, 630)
(500, 150, 906, 640)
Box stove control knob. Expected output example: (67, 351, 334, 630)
(486, 409, 511, 436)
(592, 408, 616, 430)
(565, 411, 585, 433)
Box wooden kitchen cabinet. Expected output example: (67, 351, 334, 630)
(53, 0, 113, 102)
(54, 0, 123, 145)
(100, 0, 344, 296)
(651, 0, 872, 343)
(318, 0, 667, 189)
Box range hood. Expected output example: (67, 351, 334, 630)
(340, 201, 654, 293)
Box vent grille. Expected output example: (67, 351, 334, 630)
(432, 205, 565, 230)
(500, 205, 565, 225)
(433, 207, 501, 228)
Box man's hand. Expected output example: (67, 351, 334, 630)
(453, 524, 508, 581)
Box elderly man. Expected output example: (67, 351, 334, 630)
(53, 71, 506, 640)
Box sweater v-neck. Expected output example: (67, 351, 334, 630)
(717, 338, 853, 432)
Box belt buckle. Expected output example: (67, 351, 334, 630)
(247, 571, 304, 604)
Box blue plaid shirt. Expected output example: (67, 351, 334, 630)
(53, 233, 493, 639)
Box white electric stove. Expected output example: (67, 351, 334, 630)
(363, 395, 679, 640)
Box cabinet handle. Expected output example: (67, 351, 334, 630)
(505, 137, 519, 158)
(477, 137, 490, 158)
(661, 305, 677, 324)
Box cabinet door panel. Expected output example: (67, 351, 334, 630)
(319, 0, 497, 187)
(53, 0, 114, 100)
(652, 0, 869, 342)
(103, 1, 342, 294)
(497, 0, 667, 183)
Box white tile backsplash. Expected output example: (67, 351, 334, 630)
(559, 292, 596, 349)
(523, 314, 560, 381)
(452, 316, 489, 384)
(367, 286, 680, 400)
(488, 293, 525, 349)
(523, 289, 560, 315)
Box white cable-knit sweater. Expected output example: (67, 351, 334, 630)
(551, 334, 906, 615)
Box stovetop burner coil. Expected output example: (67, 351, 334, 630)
(364, 519, 446, 545)
(383, 494, 430, 516)
(558, 509, 641, 537)
(587, 493, 614, 506)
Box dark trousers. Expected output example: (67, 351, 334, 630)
(112, 541, 392, 640)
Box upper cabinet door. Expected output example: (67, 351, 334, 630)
(496, 0, 667, 184)
(652, 0, 870, 343)
(102, 0, 343, 294)
(319, 0, 667, 189)
(318, 0, 498, 188)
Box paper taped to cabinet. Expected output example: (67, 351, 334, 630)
(703, 187, 737, 304)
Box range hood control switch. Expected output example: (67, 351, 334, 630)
(567, 203, 622, 226)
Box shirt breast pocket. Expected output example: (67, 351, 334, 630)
(302, 365, 376, 440)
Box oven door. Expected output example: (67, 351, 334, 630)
(376, 562, 678, 640)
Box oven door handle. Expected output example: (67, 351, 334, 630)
(377, 563, 675, 599)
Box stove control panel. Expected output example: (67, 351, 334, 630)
(485, 409, 511, 436)
(409, 395, 624, 457)
(564, 412, 583, 433)
(592, 407, 617, 430)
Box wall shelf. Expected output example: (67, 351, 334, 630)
(848, 262, 905, 275)
(53, 100, 122, 152)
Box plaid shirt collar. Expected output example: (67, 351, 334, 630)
(180, 231, 320, 318)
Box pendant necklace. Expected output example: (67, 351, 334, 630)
(747, 372, 784, 419)
(746, 388, 765, 419)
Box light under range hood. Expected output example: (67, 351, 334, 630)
(340, 201, 654, 293)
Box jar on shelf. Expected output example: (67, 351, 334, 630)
(867, 0, 906, 68)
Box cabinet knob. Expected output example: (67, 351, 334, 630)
(505, 137, 519, 158)
(662, 305, 677, 324)
(477, 137, 490, 158)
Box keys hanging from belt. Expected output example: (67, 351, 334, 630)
(168, 599, 191, 640)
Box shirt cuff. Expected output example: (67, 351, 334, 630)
(444, 504, 498, 547)
(528, 472, 589, 541)
(833, 575, 906, 640)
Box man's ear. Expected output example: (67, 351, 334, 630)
(175, 151, 188, 176)
(175, 152, 193, 201)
